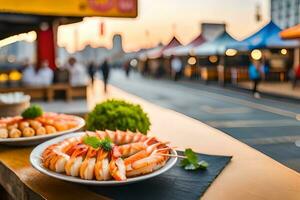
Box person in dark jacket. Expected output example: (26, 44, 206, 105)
(100, 59, 110, 93)
(88, 62, 97, 84)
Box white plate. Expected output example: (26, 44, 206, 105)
(30, 132, 178, 186)
(0, 117, 85, 146)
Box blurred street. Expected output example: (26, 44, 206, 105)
(109, 70, 300, 172)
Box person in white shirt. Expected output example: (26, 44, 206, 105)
(171, 56, 182, 81)
(67, 57, 90, 86)
(37, 60, 54, 86)
(22, 60, 53, 87)
(22, 64, 35, 86)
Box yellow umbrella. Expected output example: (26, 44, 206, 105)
(280, 24, 300, 39)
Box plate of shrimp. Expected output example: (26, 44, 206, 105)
(30, 130, 177, 185)
(0, 113, 85, 146)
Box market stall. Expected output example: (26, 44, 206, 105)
(228, 21, 300, 82)
(191, 31, 237, 82)
(140, 37, 181, 77)
(164, 34, 206, 79)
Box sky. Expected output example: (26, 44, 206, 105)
(57, 0, 270, 53)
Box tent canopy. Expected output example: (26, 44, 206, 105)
(137, 43, 163, 60)
(147, 36, 181, 59)
(192, 31, 236, 56)
(280, 24, 300, 39)
(164, 34, 205, 56)
(228, 21, 299, 51)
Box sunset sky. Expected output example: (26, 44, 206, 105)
(57, 0, 270, 53)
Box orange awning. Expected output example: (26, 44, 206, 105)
(280, 24, 300, 39)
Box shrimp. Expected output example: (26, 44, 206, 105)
(19, 121, 30, 130)
(8, 128, 21, 138)
(95, 130, 148, 145)
(43, 137, 82, 172)
(109, 156, 126, 181)
(94, 149, 111, 181)
(126, 148, 170, 177)
(116, 137, 157, 158)
(65, 144, 89, 177)
(79, 147, 98, 180)
(45, 125, 57, 134)
(22, 127, 35, 137)
(124, 142, 165, 171)
(0, 128, 8, 138)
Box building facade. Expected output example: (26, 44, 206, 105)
(271, 0, 300, 29)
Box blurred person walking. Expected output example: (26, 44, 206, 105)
(292, 64, 300, 89)
(171, 56, 182, 81)
(123, 61, 131, 78)
(100, 59, 110, 93)
(249, 59, 265, 98)
(88, 62, 97, 84)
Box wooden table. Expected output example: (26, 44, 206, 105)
(1, 83, 300, 200)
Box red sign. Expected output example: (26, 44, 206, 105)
(88, 0, 136, 13)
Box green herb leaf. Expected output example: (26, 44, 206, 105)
(184, 148, 199, 165)
(83, 136, 102, 149)
(99, 137, 113, 151)
(198, 161, 209, 170)
(83, 136, 113, 151)
(180, 148, 208, 171)
(21, 105, 43, 119)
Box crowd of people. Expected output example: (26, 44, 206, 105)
(21, 57, 111, 92)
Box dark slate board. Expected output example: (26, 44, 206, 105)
(88, 152, 232, 200)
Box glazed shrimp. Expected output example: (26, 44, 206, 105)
(124, 142, 165, 171)
(94, 149, 111, 181)
(43, 137, 82, 172)
(109, 156, 126, 181)
(79, 147, 98, 180)
(116, 137, 157, 158)
(95, 130, 148, 145)
(126, 148, 170, 177)
(65, 144, 89, 177)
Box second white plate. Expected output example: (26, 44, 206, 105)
(0, 116, 85, 146)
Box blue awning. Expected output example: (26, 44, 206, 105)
(227, 21, 300, 51)
(192, 31, 237, 56)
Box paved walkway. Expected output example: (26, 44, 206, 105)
(238, 81, 300, 100)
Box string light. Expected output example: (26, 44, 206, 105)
(251, 49, 262, 60)
(225, 49, 237, 56)
(209, 55, 218, 63)
(187, 57, 196, 65)
(280, 49, 287, 55)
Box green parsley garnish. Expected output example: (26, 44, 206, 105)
(21, 105, 43, 119)
(83, 136, 113, 151)
(179, 148, 209, 170)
